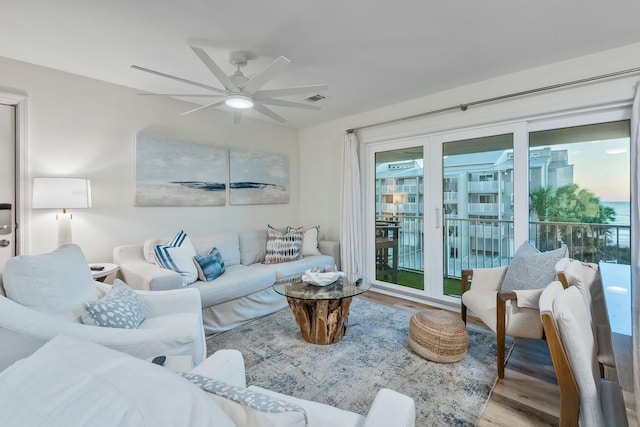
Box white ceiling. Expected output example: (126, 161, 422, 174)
(3, 1, 640, 128)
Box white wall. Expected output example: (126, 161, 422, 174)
(298, 42, 640, 241)
(0, 57, 300, 262)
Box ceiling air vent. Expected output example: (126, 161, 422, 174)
(305, 94, 326, 102)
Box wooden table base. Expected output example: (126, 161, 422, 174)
(286, 296, 352, 345)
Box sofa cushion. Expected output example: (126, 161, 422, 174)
(502, 241, 567, 292)
(192, 233, 241, 266)
(239, 229, 268, 265)
(0, 336, 234, 427)
(154, 234, 199, 286)
(194, 264, 276, 307)
(82, 279, 147, 328)
(2, 244, 98, 321)
(264, 225, 303, 264)
(194, 248, 225, 282)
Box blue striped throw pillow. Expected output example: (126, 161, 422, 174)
(153, 230, 198, 286)
(193, 247, 225, 281)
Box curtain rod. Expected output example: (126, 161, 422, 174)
(346, 66, 640, 134)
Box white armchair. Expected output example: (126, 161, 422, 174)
(0, 244, 206, 371)
(460, 242, 567, 379)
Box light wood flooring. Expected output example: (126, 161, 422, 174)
(360, 291, 562, 426)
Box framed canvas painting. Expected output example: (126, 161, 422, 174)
(229, 148, 289, 205)
(135, 134, 227, 206)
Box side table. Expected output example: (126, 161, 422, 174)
(89, 263, 119, 283)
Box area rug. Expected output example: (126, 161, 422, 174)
(207, 298, 513, 427)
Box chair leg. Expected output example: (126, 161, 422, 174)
(496, 294, 506, 380)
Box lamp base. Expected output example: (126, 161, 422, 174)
(57, 213, 73, 247)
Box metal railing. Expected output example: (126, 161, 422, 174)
(377, 216, 631, 280)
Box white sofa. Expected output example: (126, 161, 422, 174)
(113, 229, 340, 336)
(0, 335, 415, 427)
(0, 244, 206, 372)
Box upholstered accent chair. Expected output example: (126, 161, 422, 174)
(0, 244, 206, 371)
(554, 258, 617, 379)
(539, 282, 627, 427)
(460, 241, 567, 379)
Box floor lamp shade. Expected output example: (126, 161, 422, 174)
(32, 178, 92, 246)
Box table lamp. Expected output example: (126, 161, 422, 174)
(32, 177, 92, 247)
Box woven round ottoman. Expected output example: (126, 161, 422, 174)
(408, 309, 468, 363)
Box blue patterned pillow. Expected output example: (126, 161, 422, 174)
(82, 279, 147, 328)
(181, 373, 307, 424)
(264, 225, 302, 264)
(193, 247, 225, 281)
(154, 230, 198, 286)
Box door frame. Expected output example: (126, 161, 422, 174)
(0, 91, 28, 257)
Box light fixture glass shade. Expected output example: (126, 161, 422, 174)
(225, 94, 254, 109)
(33, 178, 92, 210)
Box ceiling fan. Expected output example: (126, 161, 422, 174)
(131, 46, 328, 124)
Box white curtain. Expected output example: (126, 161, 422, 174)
(632, 81, 640, 420)
(340, 131, 363, 274)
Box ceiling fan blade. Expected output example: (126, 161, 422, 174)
(253, 104, 286, 123)
(241, 56, 291, 95)
(130, 65, 227, 94)
(233, 109, 243, 124)
(179, 100, 226, 116)
(190, 46, 239, 92)
(253, 84, 329, 100)
(138, 93, 226, 97)
(259, 99, 321, 110)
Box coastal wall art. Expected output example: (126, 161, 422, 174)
(229, 148, 289, 205)
(135, 134, 227, 206)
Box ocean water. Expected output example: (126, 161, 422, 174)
(604, 201, 630, 225)
(603, 201, 630, 248)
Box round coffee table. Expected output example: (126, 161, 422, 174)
(273, 272, 371, 345)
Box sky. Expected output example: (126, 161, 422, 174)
(553, 138, 630, 202)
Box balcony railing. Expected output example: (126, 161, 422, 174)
(376, 215, 631, 281)
(468, 181, 501, 192)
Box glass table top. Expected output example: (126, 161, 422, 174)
(273, 272, 371, 301)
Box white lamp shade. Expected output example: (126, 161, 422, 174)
(33, 178, 92, 209)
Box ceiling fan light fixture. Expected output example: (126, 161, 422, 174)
(225, 94, 254, 109)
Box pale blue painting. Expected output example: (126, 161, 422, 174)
(135, 134, 227, 206)
(229, 148, 289, 205)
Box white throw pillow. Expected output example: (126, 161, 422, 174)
(0, 336, 235, 427)
(2, 244, 98, 320)
(143, 238, 168, 264)
(287, 226, 322, 257)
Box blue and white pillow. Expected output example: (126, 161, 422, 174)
(154, 230, 198, 286)
(193, 247, 225, 282)
(181, 373, 307, 425)
(82, 279, 147, 328)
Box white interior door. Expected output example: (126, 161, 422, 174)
(0, 103, 16, 270)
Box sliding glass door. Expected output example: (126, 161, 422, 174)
(374, 146, 425, 290)
(366, 111, 631, 308)
(441, 133, 515, 297)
